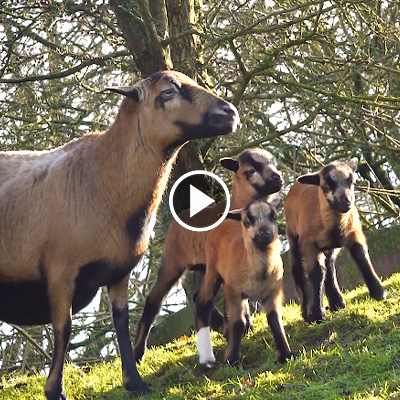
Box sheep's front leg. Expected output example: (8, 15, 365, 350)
(324, 249, 346, 311)
(288, 233, 309, 321)
(195, 269, 222, 366)
(134, 256, 185, 362)
(223, 286, 246, 365)
(108, 275, 150, 395)
(348, 241, 386, 300)
(262, 287, 293, 363)
(44, 281, 73, 400)
(304, 249, 326, 323)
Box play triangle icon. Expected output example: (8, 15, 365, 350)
(190, 184, 215, 218)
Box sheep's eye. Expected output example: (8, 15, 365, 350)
(244, 169, 256, 178)
(162, 89, 175, 98)
(325, 176, 335, 190)
(270, 211, 276, 221)
(243, 219, 251, 228)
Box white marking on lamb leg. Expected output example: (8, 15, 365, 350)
(197, 326, 215, 366)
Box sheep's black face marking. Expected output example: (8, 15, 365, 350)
(244, 200, 279, 250)
(321, 164, 355, 214)
(238, 151, 282, 196)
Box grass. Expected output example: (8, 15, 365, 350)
(2, 273, 400, 400)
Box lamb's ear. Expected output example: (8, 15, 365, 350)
(267, 194, 282, 210)
(348, 157, 359, 171)
(105, 86, 140, 102)
(225, 209, 242, 221)
(220, 158, 239, 173)
(297, 172, 320, 186)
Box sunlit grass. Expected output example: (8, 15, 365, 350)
(1, 273, 400, 399)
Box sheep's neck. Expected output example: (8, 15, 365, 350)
(99, 109, 180, 221)
(243, 235, 278, 279)
(231, 182, 256, 209)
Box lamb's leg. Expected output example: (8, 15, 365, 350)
(195, 269, 222, 366)
(223, 286, 246, 365)
(324, 249, 346, 311)
(288, 234, 309, 321)
(263, 286, 293, 363)
(134, 256, 185, 362)
(108, 275, 150, 395)
(348, 242, 386, 300)
(304, 250, 326, 323)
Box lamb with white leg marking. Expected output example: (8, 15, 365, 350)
(196, 198, 293, 366)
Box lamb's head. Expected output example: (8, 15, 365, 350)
(221, 148, 283, 198)
(226, 197, 281, 251)
(107, 70, 239, 152)
(297, 157, 358, 213)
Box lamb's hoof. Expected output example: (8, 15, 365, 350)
(307, 311, 326, 324)
(125, 379, 150, 396)
(329, 299, 346, 312)
(277, 351, 295, 364)
(371, 287, 387, 301)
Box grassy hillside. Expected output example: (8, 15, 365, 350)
(2, 273, 400, 400)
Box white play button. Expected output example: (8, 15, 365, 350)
(189, 184, 215, 218)
(169, 170, 230, 232)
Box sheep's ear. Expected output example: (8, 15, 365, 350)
(268, 194, 282, 210)
(225, 209, 242, 221)
(105, 86, 140, 102)
(220, 158, 239, 173)
(348, 157, 358, 171)
(297, 173, 320, 186)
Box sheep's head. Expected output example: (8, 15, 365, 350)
(220, 149, 283, 198)
(107, 70, 239, 153)
(226, 197, 281, 251)
(297, 158, 358, 213)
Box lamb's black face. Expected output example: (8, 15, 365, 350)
(221, 149, 283, 199)
(321, 163, 355, 214)
(243, 199, 279, 250)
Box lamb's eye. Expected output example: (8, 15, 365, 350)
(244, 219, 251, 228)
(245, 169, 256, 178)
(162, 89, 175, 98)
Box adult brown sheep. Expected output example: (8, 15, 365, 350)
(0, 70, 239, 400)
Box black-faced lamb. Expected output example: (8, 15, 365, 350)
(195, 198, 293, 366)
(284, 158, 386, 323)
(0, 70, 239, 400)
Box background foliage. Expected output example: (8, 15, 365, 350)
(0, 0, 399, 376)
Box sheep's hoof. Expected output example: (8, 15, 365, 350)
(125, 379, 150, 396)
(371, 286, 387, 301)
(201, 361, 215, 369)
(329, 298, 346, 311)
(307, 311, 326, 324)
(277, 351, 295, 364)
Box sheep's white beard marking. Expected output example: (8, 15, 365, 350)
(197, 326, 215, 365)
